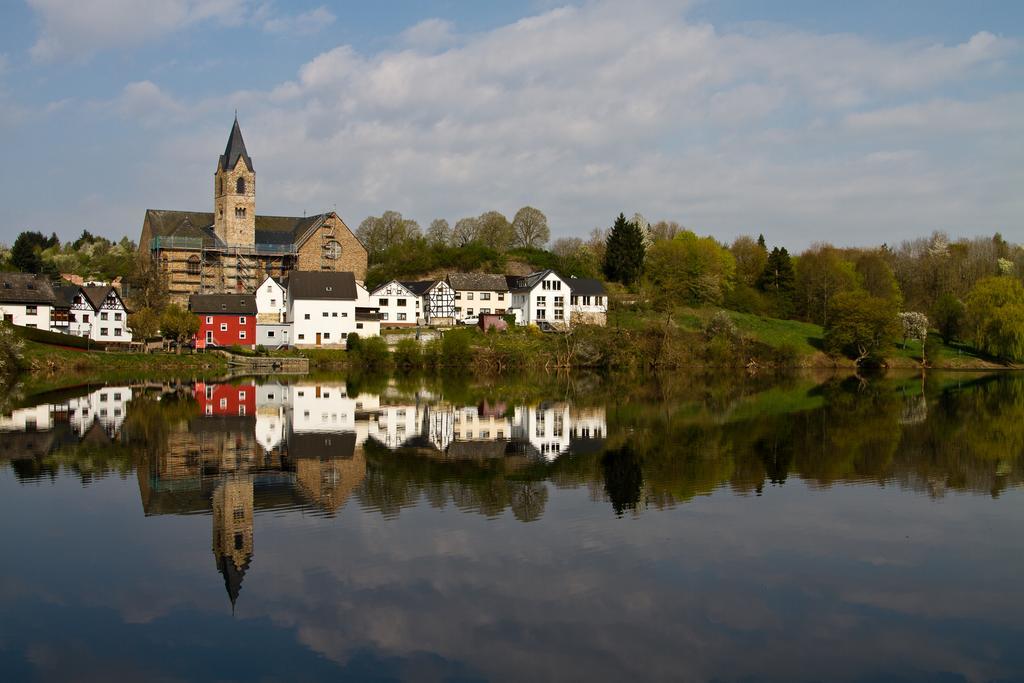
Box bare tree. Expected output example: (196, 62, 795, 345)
(426, 218, 451, 247)
(476, 211, 515, 251)
(512, 206, 550, 249)
(356, 210, 421, 259)
(452, 217, 480, 246)
(551, 237, 584, 259)
(649, 220, 681, 242)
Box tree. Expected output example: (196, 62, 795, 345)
(756, 246, 796, 315)
(649, 220, 682, 242)
(898, 311, 929, 359)
(932, 293, 965, 344)
(426, 219, 451, 247)
(127, 252, 168, 311)
(159, 304, 199, 354)
(825, 291, 899, 365)
(855, 251, 902, 306)
(645, 231, 736, 308)
(731, 235, 768, 287)
(10, 231, 58, 273)
(511, 206, 550, 249)
(475, 211, 515, 251)
(356, 211, 421, 261)
(452, 217, 480, 246)
(794, 245, 858, 327)
(602, 213, 646, 285)
(964, 277, 1024, 361)
(128, 307, 161, 343)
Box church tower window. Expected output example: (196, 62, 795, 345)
(236, 177, 246, 194)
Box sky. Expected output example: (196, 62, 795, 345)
(0, 0, 1021, 250)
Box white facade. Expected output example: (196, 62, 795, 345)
(255, 276, 287, 322)
(0, 302, 52, 329)
(354, 283, 381, 337)
(510, 271, 570, 327)
(371, 280, 421, 326)
(66, 386, 134, 437)
(64, 288, 132, 343)
(452, 289, 509, 322)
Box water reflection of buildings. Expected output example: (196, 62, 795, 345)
(2, 380, 606, 609)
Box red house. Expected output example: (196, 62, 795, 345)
(194, 382, 256, 416)
(189, 294, 257, 349)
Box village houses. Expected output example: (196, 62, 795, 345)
(446, 273, 510, 323)
(190, 293, 258, 350)
(55, 284, 133, 343)
(286, 271, 380, 347)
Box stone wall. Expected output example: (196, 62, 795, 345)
(295, 213, 368, 281)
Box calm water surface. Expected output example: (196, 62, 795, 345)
(1, 372, 1023, 682)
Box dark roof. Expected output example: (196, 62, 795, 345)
(289, 431, 357, 459)
(189, 294, 257, 315)
(400, 280, 436, 296)
(145, 210, 331, 248)
(219, 117, 254, 172)
(0, 273, 56, 304)
(81, 285, 116, 311)
(54, 285, 80, 308)
(217, 553, 251, 610)
(287, 271, 357, 300)
(567, 277, 606, 296)
(507, 270, 557, 292)
(189, 415, 257, 434)
(447, 273, 509, 292)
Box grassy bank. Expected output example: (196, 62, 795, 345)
(19, 341, 230, 393)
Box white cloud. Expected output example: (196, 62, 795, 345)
(400, 18, 457, 52)
(53, 1, 1024, 247)
(261, 5, 335, 35)
(27, 0, 247, 62)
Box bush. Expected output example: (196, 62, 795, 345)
(346, 332, 361, 352)
(704, 311, 739, 341)
(0, 323, 26, 375)
(354, 336, 390, 367)
(393, 338, 422, 368)
(442, 328, 474, 367)
(771, 342, 800, 367)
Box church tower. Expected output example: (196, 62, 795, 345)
(212, 476, 254, 611)
(214, 117, 256, 246)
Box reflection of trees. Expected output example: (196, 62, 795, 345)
(601, 445, 643, 516)
(510, 481, 549, 522)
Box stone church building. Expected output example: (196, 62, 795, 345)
(139, 118, 367, 304)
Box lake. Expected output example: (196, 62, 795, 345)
(1, 371, 1023, 682)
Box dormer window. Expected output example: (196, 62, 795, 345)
(236, 177, 246, 194)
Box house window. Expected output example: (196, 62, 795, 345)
(220, 323, 228, 332)
(238, 391, 246, 400)
(554, 297, 564, 307)
(467, 292, 474, 300)
(187, 255, 201, 275)
(537, 296, 546, 306)
(100, 327, 108, 335)
(114, 312, 122, 321)
(267, 330, 275, 338)
(467, 308, 473, 316)
(332, 312, 338, 317)
(481, 308, 490, 314)
(379, 298, 388, 306)
(381, 313, 388, 320)
(239, 330, 246, 339)
(114, 328, 122, 336)
(324, 240, 342, 259)
(205, 405, 213, 415)
(323, 333, 330, 340)
(397, 313, 407, 321)
(480, 292, 491, 300)
(220, 398, 227, 408)
(270, 298, 276, 306)
(397, 298, 406, 306)
(357, 323, 363, 330)
(498, 293, 505, 301)
(298, 334, 305, 340)
(236, 177, 246, 194)
(455, 292, 462, 299)
(206, 316, 213, 324)
(26, 305, 37, 315)
(323, 312, 329, 317)
(304, 313, 310, 320)
(101, 312, 109, 320)
(537, 310, 546, 320)
(239, 316, 246, 324)
(554, 309, 564, 320)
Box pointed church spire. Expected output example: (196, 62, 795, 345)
(219, 116, 253, 172)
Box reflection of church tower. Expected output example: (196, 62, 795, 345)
(212, 475, 254, 611)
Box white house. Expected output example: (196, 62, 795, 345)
(286, 271, 379, 347)
(255, 275, 290, 347)
(403, 280, 456, 325)
(371, 280, 421, 327)
(508, 270, 571, 327)
(447, 273, 510, 322)
(55, 285, 132, 343)
(567, 277, 608, 326)
(355, 282, 382, 337)
(0, 273, 56, 330)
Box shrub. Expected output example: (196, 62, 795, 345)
(704, 310, 739, 341)
(393, 338, 422, 368)
(442, 328, 474, 367)
(346, 332, 361, 352)
(0, 323, 26, 375)
(354, 336, 389, 367)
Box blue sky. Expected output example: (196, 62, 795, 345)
(0, 0, 1021, 249)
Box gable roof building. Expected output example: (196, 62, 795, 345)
(446, 273, 510, 293)
(189, 294, 258, 315)
(140, 118, 367, 304)
(286, 271, 358, 300)
(0, 273, 56, 305)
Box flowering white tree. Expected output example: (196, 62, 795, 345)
(899, 311, 930, 361)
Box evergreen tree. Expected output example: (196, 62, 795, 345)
(757, 233, 766, 250)
(602, 213, 646, 285)
(757, 246, 796, 316)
